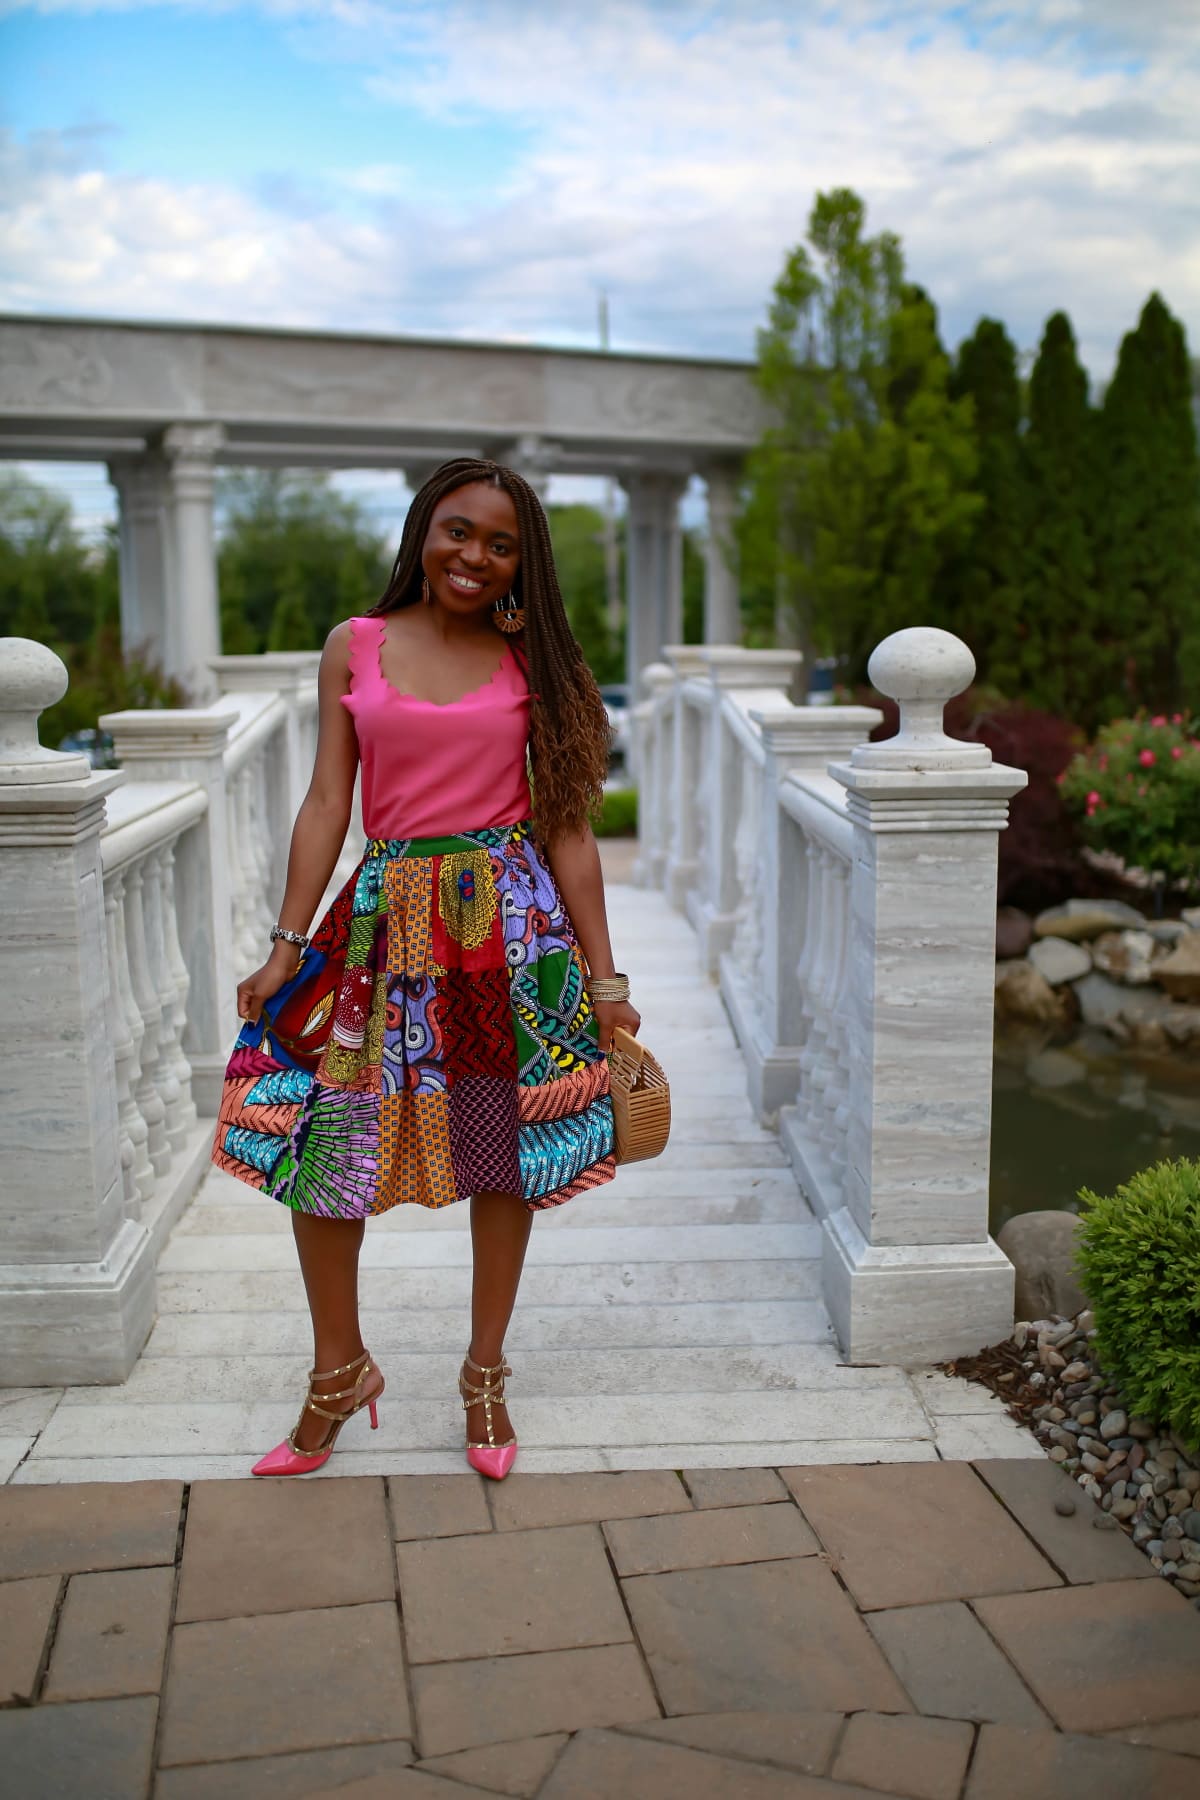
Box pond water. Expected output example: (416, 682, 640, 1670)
(989, 1025, 1200, 1232)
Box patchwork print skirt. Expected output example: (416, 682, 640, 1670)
(211, 822, 616, 1216)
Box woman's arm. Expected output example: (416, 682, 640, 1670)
(544, 823, 641, 1050)
(237, 622, 359, 1023)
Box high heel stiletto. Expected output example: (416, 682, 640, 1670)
(252, 1349, 383, 1477)
(459, 1354, 517, 1481)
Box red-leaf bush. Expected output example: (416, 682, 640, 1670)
(860, 687, 1087, 912)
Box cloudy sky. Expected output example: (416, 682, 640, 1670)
(2, 0, 1198, 531)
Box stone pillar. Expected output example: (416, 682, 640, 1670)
(211, 652, 321, 825)
(661, 644, 709, 912)
(493, 434, 561, 503)
(109, 453, 170, 664)
(824, 628, 1028, 1364)
(621, 471, 687, 697)
(99, 707, 236, 1118)
(704, 462, 741, 644)
(0, 638, 157, 1384)
(162, 423, 226, 702)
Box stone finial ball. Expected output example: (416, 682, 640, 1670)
(867, 628, 976, 704)
(0, 637, 70, 714)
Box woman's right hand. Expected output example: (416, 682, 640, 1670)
(237, 942, 303, 1026)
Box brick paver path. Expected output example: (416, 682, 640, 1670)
(2, 1460, 1198, 1797)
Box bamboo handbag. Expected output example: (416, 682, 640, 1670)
(607, 1025, 671, 1163)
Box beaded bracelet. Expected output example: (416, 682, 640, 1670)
(588, 973, 631, 1003)
(270, 925, 310, 951)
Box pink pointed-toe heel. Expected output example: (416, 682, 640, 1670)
(252, 1348, 383, 1477)
(459, 1353, 517, 1481)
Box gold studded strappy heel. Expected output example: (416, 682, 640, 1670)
(459, 1353, 518, 1481)
(252, 1349, 383, 1477)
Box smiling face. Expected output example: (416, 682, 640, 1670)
(420, 480, 521, 617)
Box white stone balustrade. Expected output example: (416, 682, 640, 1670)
(0, 637, 323, 1383)
(633, 626, 1028, 1365)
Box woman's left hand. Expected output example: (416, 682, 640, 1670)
(593, 998, 641, 1053)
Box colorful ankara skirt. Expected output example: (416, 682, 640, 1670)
(212, 822, 616, 1215)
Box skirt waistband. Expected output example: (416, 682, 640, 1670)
(363, 819, 531, 860)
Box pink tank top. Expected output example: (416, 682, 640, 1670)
(341, 614, 532, 839)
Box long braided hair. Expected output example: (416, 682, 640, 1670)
(369, 459, 611, 841)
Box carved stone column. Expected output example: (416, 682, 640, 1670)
(493, 434, 561, 502)
(0, 637, 157, 1383)
(703, 461, 741, 644)
(108, 454, 170, 665)
(824, 627, 1028, 1364)
(620, 471, 687, 697)
(162, 422, 226, 702)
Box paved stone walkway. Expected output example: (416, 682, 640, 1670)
(1, 1460, 1198, 1797)
(2, 858, 1035, 1484)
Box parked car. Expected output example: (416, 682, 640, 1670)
(58, 728, 116, 769)
(599, 683, 631, 770)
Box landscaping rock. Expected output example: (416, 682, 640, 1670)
(1160, 1006, 1200, 1051)
(1073, 970, 1131, 1029)
(1153, 931, 1200, 1001)
(1028, 937, 1092, 986)
(996, 906, 1034, 959)
(1025, 1049, 1086, 1089)
(1091, 929, 1160, 986)
(995, 961, 1069, 1028)
(1034, 899, 1147, 941)
(996, 1212, 1087, 1322)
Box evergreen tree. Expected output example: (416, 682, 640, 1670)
(1021, 312, 1102, 723)
(741, 194, 978, 684)
(1095, 292, 1200, 713)
(267, 566, 319, 651)
(942, 317, 1027, 695)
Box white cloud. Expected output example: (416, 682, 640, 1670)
(1, 1, 1197, 377)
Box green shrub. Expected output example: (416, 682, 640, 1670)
(1076, 1157, 1200, 1449)
(1059, 713, 1200, 889)
(593, 786, 638, 838)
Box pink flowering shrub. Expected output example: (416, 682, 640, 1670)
(1060, 713, 1200, 888)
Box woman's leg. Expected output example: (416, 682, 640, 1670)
(290, 1211, 380, 1452)
(464, 1190, 533, 1444)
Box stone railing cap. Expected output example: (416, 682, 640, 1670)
(855, 627, 989, 770)
(0, 636, 92, 785)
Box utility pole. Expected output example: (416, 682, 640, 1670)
(599, 292, 622, 643)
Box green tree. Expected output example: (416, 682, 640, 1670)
(546, 503, 622, 683)
(0, 472, 113, 649)
(1020, 312, 1103, 722)
(681, 528, 705, 643)
(741, 192, 978, 683)
(217, 471, 390, 652)
(1095, 292, 1200, 714)
(941, 316, 1027, 695)
(267, 566, 318, 651)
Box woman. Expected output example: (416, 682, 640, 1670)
(212, 459, 640, 1480)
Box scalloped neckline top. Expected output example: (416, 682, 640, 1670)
(368, 613, 513, 710)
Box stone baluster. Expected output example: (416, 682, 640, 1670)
(631, 663, 674, 889)
(106, 869, 155, 1207)
(747, 705, 880, 1122)
(689, 647, 803, 971)
(99, 706, 235, 1118)
(122, 858, 171, 1177)
(662, 645, 708, 911)
(210, 651, 321, 829)
(729, 746, 763, 988)
(152, 843, 197, 1146)
(102, 874, 142, 1217)
(0, 637, 156, 1382)
(824, 627, 1028, 1364)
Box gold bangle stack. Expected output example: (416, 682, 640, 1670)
(588, 973, 631, 1003)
